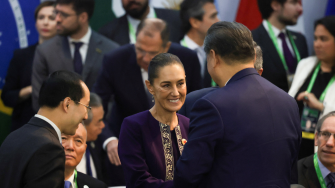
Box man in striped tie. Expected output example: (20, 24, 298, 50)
(62, 123, 107, 188)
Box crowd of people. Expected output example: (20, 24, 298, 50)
(0, 0, 335, 187)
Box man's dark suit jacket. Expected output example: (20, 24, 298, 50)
(252, 24, 308, 92)
(1, 44, 37, 131)
(32, 31, 119, 111)
(174, 68, 301, 188)
(86, 141, 104, 182)
(77, 171, 108, 188)
(0, 117, 65, 188)
(94, 43, 201, 138)
(178, 87, 217, 118)
(99, 8, 182, 46)
(298, 155, 321, 188)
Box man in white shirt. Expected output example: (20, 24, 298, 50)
(180, 0, 219, 88)
(0, 70, 90, 188)
(298, 111, 335, 188)
(62, 123, 107, 188)
(252, 0, 308, 92)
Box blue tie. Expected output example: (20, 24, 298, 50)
(64, 180, 71, 188)
(85, 147, 92, 176)
(326, 173, 335, 188)
(72, 42, 83, 74)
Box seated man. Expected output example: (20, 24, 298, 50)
(298, 111, 335, 188)
(62, 123, 107, 188)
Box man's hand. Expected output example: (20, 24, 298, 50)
(297, 91, 324, 111)
(106, 139, 121, 166)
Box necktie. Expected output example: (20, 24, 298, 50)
(72, 42, 83, 74)
(326, 173, 335, 188)
(85, 147, 92, 176)
(64, 180, 71, 188)
(278, 32, 296, 74)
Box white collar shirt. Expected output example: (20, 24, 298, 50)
(181, 34, 206, 78)
(34, 114, 62, 143)
(141, 68, 148, 90)
(262, 20, 295, 57)
(127, 6, 156, 44)
(76, 150, 97, 178)
(68, 27, 92, 64)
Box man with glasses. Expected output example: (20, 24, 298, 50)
(298, 111, 335, 188)
(32, 0, 119, 112)
(93, 18, 201, 169)
(0, 70, 90, 188)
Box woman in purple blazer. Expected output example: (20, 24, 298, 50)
(118, 53, 189, 188)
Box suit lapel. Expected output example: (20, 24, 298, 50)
(127, 47, 150, 108)
(304, 155, 322, 188)
(258, 25, 286, 73)
(27, 117, 60, 142)
(82, 31, 101, 82)
(58, 36, 74, 71)
(116, 15, 130, 45)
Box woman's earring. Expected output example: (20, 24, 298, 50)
(152, 95, 154, 103)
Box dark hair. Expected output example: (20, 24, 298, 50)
(314, 16, 335, 74)
(257, 0, 287, 19)
(204, 21, 255, 64)
(136, 18, 170, 47)
(180, 0, 214, 35)
(34, 1, 55, 21)
(39, 70, 84, 108)
(148, 53, 184, 84)
(316, 111, 335, 133)
(56, 0, 95, 20)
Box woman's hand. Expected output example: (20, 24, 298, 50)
(297, 91, 324, 111)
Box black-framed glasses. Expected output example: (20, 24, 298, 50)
(75, 101, 91, 111)
(318, 131, 335, 140)
(53, 10, 76, 19)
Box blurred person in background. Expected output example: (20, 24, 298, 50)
(1, 1, 57, 132)
(180, 0, 219, 88)
(99, 0, 182, 45)
(253, 0, 308, 92)
(289, 16, 335, 159)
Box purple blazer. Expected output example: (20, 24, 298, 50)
(118, 110, 189, 188)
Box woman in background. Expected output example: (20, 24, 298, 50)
(289, 16, 335, 159)
(1, 1, 57, 131)
(118, 53, 189, 188)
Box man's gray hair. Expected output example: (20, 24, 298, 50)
(253, 41, 263, 71)
(83, 93, 102, 126)
(316, 111, 335, 133)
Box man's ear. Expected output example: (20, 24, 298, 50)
(145, 80, 154, 95)
(315, 132, 319, 146)
(271, 0, 282, 12)
(257, 68, 263, 76)
(79, 12, 88, 23)
(189, 17, 201, 29)
(163, 41, 171, 53)
(62, 97, 71, 112)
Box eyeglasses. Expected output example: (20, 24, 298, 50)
(75, 101, 91, 111)
(54, 10, 76, 19)
(135, 46, 160, 58)
(318, 131, 335, 140)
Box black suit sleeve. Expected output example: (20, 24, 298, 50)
(1, 50, 23, 107)
(23, 142, 64, 188)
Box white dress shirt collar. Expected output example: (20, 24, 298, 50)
(65, 171, 75, 188)
(262, 19, 287, 37)
(317, 155, 331, 181)
(34, 114, 62, 143)
(182, 34, 202, 50)
(68, 27, 92, 45)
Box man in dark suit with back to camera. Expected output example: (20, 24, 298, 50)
(174, 21, 301, 188)
(0, 70, 90, 188)
(32, 0, 119, 111)
(252, 0, 308, 92)
(62, 123, 107, 188)
(94, 18, 201, 167)
(298, 111, 335, 188)
(99, 0, 182, 45)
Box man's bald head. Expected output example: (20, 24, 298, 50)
(136, 18, 170, 47)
